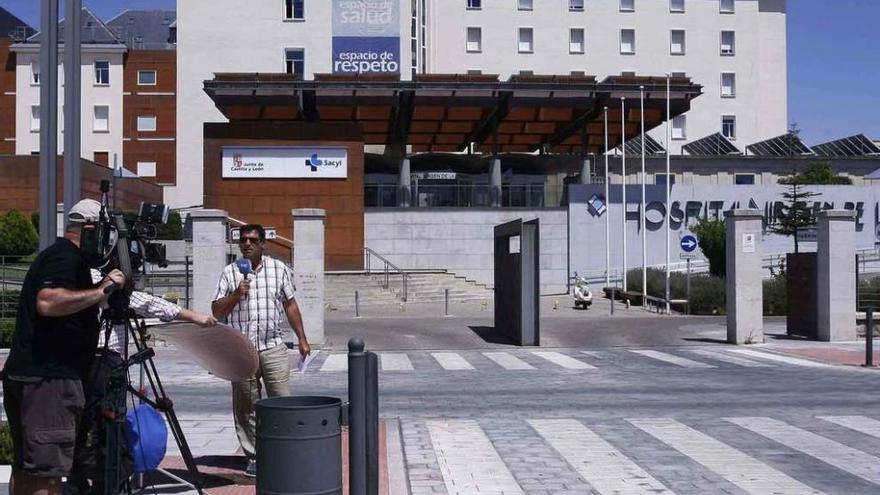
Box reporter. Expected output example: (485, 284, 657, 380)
(1, 199, 124, 495)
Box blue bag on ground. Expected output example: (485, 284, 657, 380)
(125, 404, 168, 472)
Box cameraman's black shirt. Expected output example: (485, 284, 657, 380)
(3, 238, 100, 379)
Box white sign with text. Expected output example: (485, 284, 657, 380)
(222, 146, 348, 179)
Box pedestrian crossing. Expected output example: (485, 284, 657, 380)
(409, 415, 880, 494)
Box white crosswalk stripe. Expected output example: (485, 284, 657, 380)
(319, 353, 348, 372)
(530, 419, 673, 494)
(630, 349, 716, 368)
(687, 348, 772, 367)
(482, 352, 535, 370)
(819, 415, 880, 439)
(630, 418, 822, 495)
(431, 352, 475, 370)
(728, 416, 880, 486)
(531, 351, 596, 370)
(727, 349, 830, 367)
(426, 419, 524, 495)
(381, 353, 414, 371)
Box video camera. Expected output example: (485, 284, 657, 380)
(81, 180, 171, 280)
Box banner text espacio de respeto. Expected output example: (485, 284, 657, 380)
(332, 0, 400, 75)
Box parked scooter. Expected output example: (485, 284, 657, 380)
(572, 272, 593, 309)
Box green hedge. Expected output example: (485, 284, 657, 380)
(0, 318, 14, 348)
(0, 209, 38, 260)
(0, 422, 12, 464)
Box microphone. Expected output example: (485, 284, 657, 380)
(235, 258, 253, 278)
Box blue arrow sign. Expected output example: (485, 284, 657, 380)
(680, 235, 698, 253)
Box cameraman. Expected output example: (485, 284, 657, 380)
(2, 199, 124, 495)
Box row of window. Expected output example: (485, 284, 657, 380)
(669, 114, 737, 141)
(30, 61, 158, 86)
(466, 27, 736, 57)
(467, 0, 736, 14)
(29, 105, 158, 133)
(654, 172, 754, 186)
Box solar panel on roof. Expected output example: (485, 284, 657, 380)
(618, 134, 666, 156)
(746, 133, 812, 157)
(811, 134, 880, 157)
(682, 133, 741, 156)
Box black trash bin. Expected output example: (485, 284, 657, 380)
(255, 396, 343, 495)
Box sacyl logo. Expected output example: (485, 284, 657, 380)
(305, 153, 344, 172)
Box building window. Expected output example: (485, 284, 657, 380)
(284, 0, 304, 20)
(721, 31, 735, 55)
(670, 0, 685, 12)
(467, 69, 483, 75)
(570, 70, 586, 76)
(621, 71, 636, 77)
(720, 0, 734, 13)
(569, 28, 585, 54)
(93, 105, 109, 132)
(137, 161, 157, 177)
(518, 0, 533, 10)
(670, 30, 685, 55)
(137, 115, 157, 132)
(467, 0, 481, 9)
(285, 48, 305, 76)
(137, 70, 157, 85)
(620, 29, 635, 54)
(722, 115, 736, 140)
(466, 27, 482, 52)
(671, 71, 687, 78)
(31, 61, 40, 85)
(672, 115, 686, 140)
(519, 70, 534, 76)
(620, 0, 634, 12)
(94, 60, 110, 85)
(569, 0, 584, 11)
(735, 174, 755, 185)
(656, 174, 676, 186)
(721, 72, 736, 97)
(30, 105, 39, 132)
(518, 28, 533, 53)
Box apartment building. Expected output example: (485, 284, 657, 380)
(10, 8, 176, 184)
(0, 8, 34, 155)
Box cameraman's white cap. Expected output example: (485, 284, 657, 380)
(67, 199, 101, 224)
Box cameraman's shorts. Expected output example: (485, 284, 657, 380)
(3, 376, 85, 478)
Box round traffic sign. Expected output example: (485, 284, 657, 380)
(680, 235, 698, 253)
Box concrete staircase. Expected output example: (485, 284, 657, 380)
(325, 271, 492, 310)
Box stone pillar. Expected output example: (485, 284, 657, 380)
(56, 203, 65, 237)
(190, 209, 228, 315)
(725, 209, 764, 344)
(580, 158, 591, 185)
(292, 208, 326, 345)
(817, 210, 857, 341)
(398, 157, 411, 207)
(490, 158, 502, 207)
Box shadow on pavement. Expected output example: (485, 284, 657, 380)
(468, 326, 517, 345)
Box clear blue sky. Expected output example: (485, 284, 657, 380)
(4, 0, 879, 145)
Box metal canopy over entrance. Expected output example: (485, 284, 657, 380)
(203, 73, 701, 155)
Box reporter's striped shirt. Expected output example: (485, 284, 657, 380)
(212, 256, 296, 351)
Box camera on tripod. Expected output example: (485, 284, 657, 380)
(81, 180, 171, 277)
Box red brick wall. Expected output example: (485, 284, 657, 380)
(0, 39, 16, 155)
(204, 122, 365, 270)
(122, 50, 176, 184)
(0, 155, 163, 214)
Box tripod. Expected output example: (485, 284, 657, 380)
(98, 294, 204, 495)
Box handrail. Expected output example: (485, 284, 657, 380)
(364, 247, 409, 302)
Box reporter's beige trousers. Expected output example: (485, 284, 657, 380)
(231, 343, 291, 458)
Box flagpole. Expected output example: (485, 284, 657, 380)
(604, 107, 610, 288)
(640, 85, 647, 305)
(665, 75, 672, 315)
(621, 97, 627, 292)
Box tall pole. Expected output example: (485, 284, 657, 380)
(665, 75, 672, 315)
(621, 97, 627, 292)
(39, 0, 59, 249)
(63, 0, 82, 215)
(604, 107, 610, 288)
(640, 86, 647, 304)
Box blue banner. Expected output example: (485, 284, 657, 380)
(332, 0, 400, 75)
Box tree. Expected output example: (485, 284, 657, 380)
(0, 209, 39, 260)
(778, 161, 852, 185)
(692, 218, 726, 277)
(772, 181, 820, 254)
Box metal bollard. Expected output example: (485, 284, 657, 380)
(348, 338, 367, 495)
(867, 308, 874, 368)
(610, 287, 615, 316)
(444, 288, 449, 317)
(365, 352, 379, 495)
(355, 290, 361, 318)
